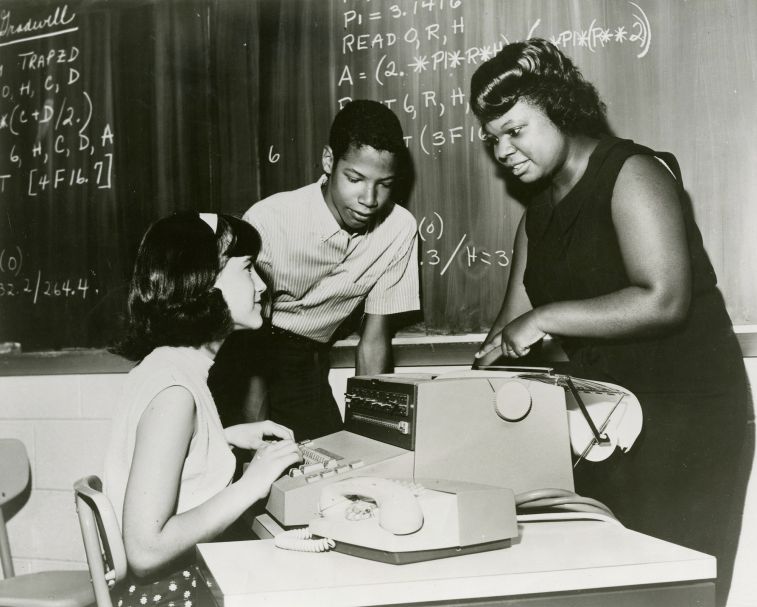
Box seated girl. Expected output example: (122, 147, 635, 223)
(105, 211, 302, 606)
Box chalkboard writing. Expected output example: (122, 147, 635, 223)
(0, 2, 117, 350)
(0, 0, 253, 352)
(326, 0, 757, 332)
(1, 0, 756, 354)
(0, 245, 91, 302)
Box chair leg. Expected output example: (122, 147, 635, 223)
(0, 515, 16, 578)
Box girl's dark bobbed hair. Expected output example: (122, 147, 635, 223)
(470, 38, 608, 137)
(114, 211, 261, 361)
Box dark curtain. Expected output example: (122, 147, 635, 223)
(257, 0, 335, 195)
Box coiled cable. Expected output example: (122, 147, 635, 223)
(273, 527, 335, 553)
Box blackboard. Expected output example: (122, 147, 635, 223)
(0, 0, 270, 351)
(2, 0, 756, 353)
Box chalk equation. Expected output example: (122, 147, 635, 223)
(341, 0, 651, 59)
(337, 0, 653, 157)
(418, 212, 510, 276)
(0, 245, 94, 303)
(0, 4, 115, 198)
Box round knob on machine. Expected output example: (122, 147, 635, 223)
(494, 380, 532, 422)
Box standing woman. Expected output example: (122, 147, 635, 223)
(105, 212, 301, 606)
(471, 39, 752, 606)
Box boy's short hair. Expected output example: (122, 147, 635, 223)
(329, 100, 406, 162)
(115, 212, 261, 361)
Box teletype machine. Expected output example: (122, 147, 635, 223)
(254, 369, 642, 564)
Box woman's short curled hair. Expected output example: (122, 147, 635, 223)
(114, 211, 261, 361)
(470, 38, 608, 137)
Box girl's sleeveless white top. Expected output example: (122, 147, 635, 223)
(104, 346, 236, 527)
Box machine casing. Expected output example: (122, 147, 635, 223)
(265, 371, 574, 527)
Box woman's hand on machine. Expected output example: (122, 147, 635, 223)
(475, 311, 546, 363)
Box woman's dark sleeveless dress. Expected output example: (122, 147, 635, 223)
(522, 136, 753, 606)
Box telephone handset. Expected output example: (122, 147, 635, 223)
(318, 477, 423, 535)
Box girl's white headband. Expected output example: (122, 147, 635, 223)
(198, 212, 218, 234)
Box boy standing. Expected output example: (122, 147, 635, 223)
(242, 100, 419, 440)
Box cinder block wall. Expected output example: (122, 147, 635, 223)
(1, 374, 123, 575)
(1, 363, 755, 607)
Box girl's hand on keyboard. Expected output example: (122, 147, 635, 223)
(224, 420, 296, 450)
(241, 439, 303, 497)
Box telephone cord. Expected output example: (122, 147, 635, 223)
(273, 527, 335, 553)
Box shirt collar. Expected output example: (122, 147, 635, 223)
(311, 174, 344, 241)
(311, 174, 391, 241)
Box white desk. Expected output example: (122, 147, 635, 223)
(196, 520, 715, 607)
